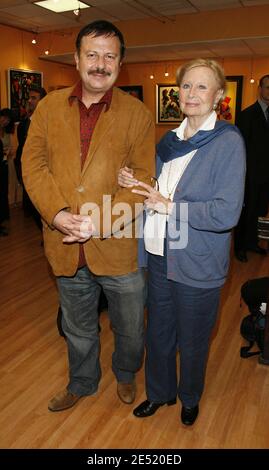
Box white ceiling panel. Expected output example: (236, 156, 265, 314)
(207, 42, 251, 57)
(245, 37, 269, 53)
(131, 0, 197, 14)
(190, 0, 241, 10)
(0, 0, 269, 62)
(29, 14, 78, 27)
(65, 8, 121, 22)
(41, 52, 76, 65)
(89, 0, 123, 5)
(43, 34, 269, 65)
(87, 2, 148, 20)
(2, 4, 45, 18)
(0, 0, 25, 6)
(242, 0, 269, 5)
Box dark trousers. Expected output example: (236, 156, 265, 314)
(145, 252, 221, 408)
(234, 179, 269, 251)
(0, 161, 9, 224)
(57, 266, 145, 395)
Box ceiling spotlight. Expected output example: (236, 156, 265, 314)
(150, 74, 154, 80)
(45, 49, 50, 55)
(164, 71, 169, 77)
(249, 56, 255, 85)
(32, 38, 37, 44)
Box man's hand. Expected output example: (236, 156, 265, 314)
(52, 210, 94, 243)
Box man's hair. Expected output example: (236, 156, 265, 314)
(0, 107, 15, 133)
(259, 75, 269, 87)
(29, 85, 47, 99)
(76, 20, 125, 60)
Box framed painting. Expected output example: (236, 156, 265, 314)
(119, 85, 143, 101)
(8, 68, 43, 122)
(219, 76, 243, 124)
(156, 84, 184, 124)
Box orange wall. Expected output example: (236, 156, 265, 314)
(34, 5, 269, 54)
(117, 57, 269, 142)
(0, 25, 78, 108)
(116, 5, 269, 47)
(0, 22, 268, 144)
(0, 20, 268, 204)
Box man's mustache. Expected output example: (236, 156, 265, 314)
(88, 68, 111, 76)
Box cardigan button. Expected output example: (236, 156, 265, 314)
(76, 185, 84, 193)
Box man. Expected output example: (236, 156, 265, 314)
(0, 138, 7, 236)
(14, 85, 47, 229)
(22, 20, 155, 412)
(0, 108, 15, 234)
(234, 75, 269, 262)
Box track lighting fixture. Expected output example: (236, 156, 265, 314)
(250, 56, 255, 84)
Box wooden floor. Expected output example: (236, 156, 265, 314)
(0, 207, 269, 449)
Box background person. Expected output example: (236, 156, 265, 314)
(118, 59, 246, 426)
(14, 85, 47, 230)
(22, 20, 155, 412)
(234, 75, 269, 262)
(0, 108, 15, 235)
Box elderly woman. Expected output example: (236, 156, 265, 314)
(118, 59, 246, 425)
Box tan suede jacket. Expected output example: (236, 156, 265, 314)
(22, 86, 155, 276)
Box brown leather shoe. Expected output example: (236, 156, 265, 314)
(48, 389, 81, 412)
(117, 382, 136, 404)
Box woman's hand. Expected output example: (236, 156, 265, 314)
(132, 181, 172, 215)
(118, 166, 139, 188)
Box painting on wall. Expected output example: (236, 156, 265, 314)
(218, 76, 243, 124)
(119, 85, 143, 101)
(8, 68, 43, 122)
(156, 84, 184, 124)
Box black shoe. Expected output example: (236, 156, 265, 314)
(133, 398, 176, 418)
(181, 405, 199, 426)
(235, 249, 248, 262)
(247, 245, 267, 255)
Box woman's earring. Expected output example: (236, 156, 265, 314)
(213, 103, 217, 110)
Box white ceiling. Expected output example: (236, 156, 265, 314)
(1, 0, 269, 64)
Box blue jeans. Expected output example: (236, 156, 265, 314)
(146, 253, 221, 407)
(56, 267, 146, 396)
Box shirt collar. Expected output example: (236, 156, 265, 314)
(258, 98, 268, 113)
(173, 111, 217, 140)
(69, 80, 112, 111)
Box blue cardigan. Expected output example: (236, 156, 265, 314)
(139, 125, 246, 288)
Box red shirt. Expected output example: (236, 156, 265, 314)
(69, 81, 113, 268)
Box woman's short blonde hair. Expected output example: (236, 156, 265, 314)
(176, 58, 226, 102)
